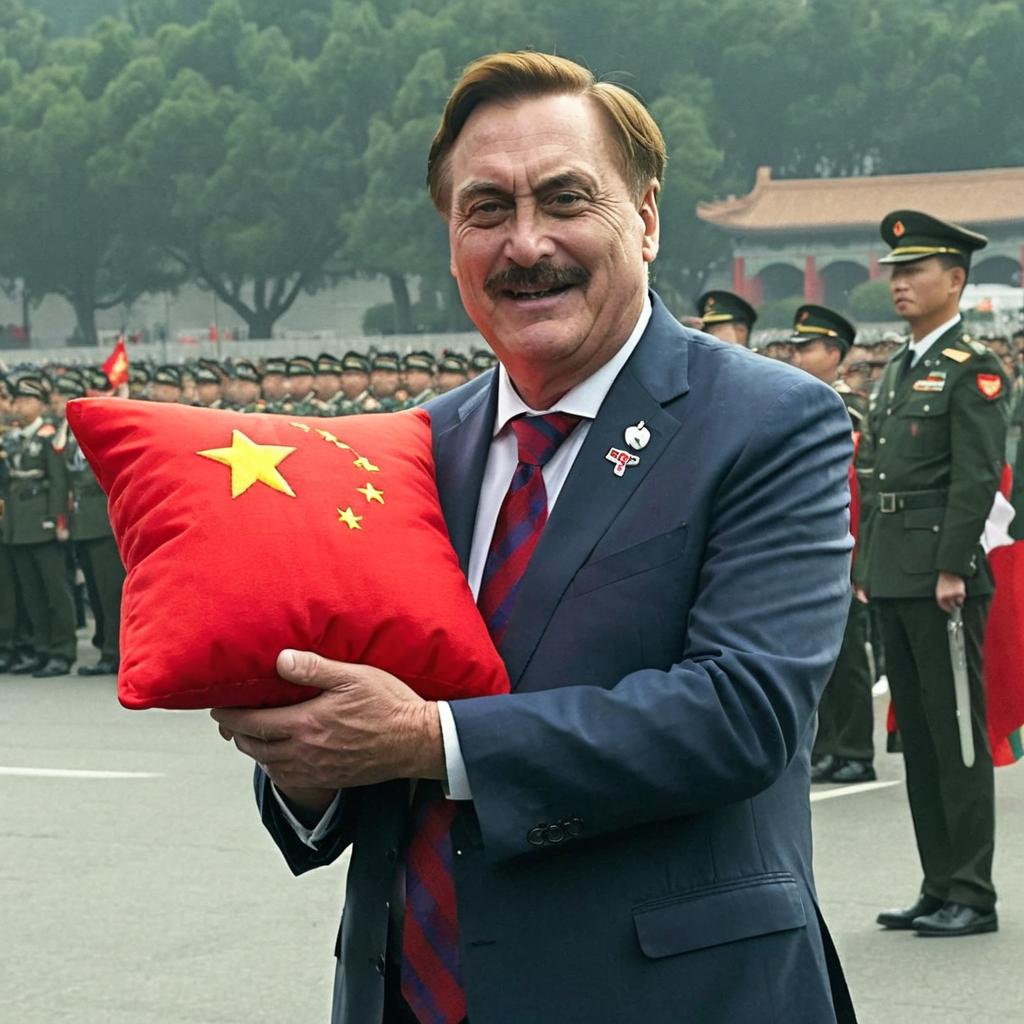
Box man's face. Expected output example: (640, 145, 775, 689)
(236, 380, 260, 405)
(13, 395, 42, 423)
(370, 370, 400, 399)
(51, 393, 70, 419)
(315, 374, 342, 401)
(287, 374, 314, 400)
(261, 373, 287, 401)
(790, 339, 840, 383)
(764, 342, 794, 363)
(196, 382, 220, 406)
(402, 368, 433, 396)
(340, 371, 368, 399)
(446, 93, 659, 400)
(149, 383, 182, 404)
(704, 321, 741, 345)
(888, 258, 962, 322)
(436, 370, 467, 394)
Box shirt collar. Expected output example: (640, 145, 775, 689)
(493, 292, 653, 434)
(909, 314, 962, 363)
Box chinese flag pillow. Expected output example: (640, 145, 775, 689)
(66, 399, 510, 710)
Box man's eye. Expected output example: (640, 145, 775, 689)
(550, 192, 583, 207)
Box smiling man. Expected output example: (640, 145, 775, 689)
(214, 52, 857, 1024)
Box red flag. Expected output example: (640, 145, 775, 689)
(102, 336, 130, 388)
(984, 541, 1024, 765)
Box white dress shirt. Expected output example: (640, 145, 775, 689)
(277, 294, 653, 842)
(908, 314, 962, 367)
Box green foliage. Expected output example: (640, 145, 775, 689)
(848, 279, 898, 322)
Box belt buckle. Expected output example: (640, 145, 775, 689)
(879, 493, 897, 514)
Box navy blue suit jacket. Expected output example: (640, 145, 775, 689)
(257, 294, 857, 1023)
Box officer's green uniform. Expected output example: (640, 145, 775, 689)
(401, 351, 437, 409)
(1, 378, 77, 674)
(0, 397, 34, 671)
(856, 211, 1005, 920)
(695, 290, 758, 346)
(788, 306, 876, 782)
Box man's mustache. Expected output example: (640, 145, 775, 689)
(485, 263, 590, 298)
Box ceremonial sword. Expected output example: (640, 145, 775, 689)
(947, 607, 976, 768)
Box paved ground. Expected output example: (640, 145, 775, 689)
(2, 641, 1022, 1023)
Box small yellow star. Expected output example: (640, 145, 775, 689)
(197, 430, 297, 499)
(357, 483, 384, 505)
(290, 422, 310, 432)
(337, 506, 363, 530)
(334, 441, 352, 450)
(316, 429, 338, 443)
(353, 456, 379, 472)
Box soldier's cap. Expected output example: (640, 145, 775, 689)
(438, 353, 468, 374)
(789, 305, 857, 357)
(316, 352, 344, 375)
(371, 352, 401, 372)
(87, 368, 112, 391)
(470, 349, 498, 371)
(341, 351, 370, 374)
(696, 290, 758, 328)
(287, 356, 317, 377)
(11, 375, 49, 400)
(194, 366, 221, 386)
(231, 359, 261, 383)
(129, 366, 151, 385)
(402, 351, 436, 373)
(153, 365, 183, 389)
(198, 358, 225, 378)
(55, 375, 87, 398)
(263, 357, 288, 376)
(878, 210, 988, 266)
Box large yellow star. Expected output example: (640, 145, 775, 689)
(357, 483, 384, 505)
(337, 506, 363, 530)
(197, 430, 297, 499)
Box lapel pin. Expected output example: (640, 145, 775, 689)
(606, 447, 640, 477)
(624, 420, 650, 451)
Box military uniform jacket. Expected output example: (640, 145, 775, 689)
(59, 422, 113, 542)
(833, 382, 866, 430)
(0, 417, 69, 545)
(855, 322, 1007, 599)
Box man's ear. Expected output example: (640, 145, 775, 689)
(639, 181, 660, 264)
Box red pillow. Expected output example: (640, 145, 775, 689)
(66, 399, 510, 710)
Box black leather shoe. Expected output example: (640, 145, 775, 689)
(811, 754, 839, 783)
(9, 654, 44, 675)
(78, 660, 119, 677)
(829, 759, 877, 784)
(32, 658, 73, 678)
(914, 903, 998, 937)
(877, 893, 945, 930)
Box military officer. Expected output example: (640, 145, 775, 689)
(335, 352, 379, 414)
(367, 352, 404, 411)
(400, 351, 437, 408)
(149, 366, 184, 404)
(0, 376, 77, 677)
(467, 348, 498, 379)
(313, 353, 344, 412)
(194, 366, 224, 408)
(280, 356, 318, 416)
(128, 366, 150, 400)
(435, 351, 469, 394)
(856, 210, 1005, 937)
(695, 289, 759, 347)
(788, 305, 876, 784)
(260, 357, 290, 410)
(227, 360, 265, 413)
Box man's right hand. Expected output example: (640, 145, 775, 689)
(853, 584, 869, 604)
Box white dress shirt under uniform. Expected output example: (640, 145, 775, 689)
(278, 294, 653, 844)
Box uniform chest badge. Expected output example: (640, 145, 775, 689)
(913, 373, 947, 393)
(977, 374, 1003, 399)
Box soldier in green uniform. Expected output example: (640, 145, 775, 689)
(467, 348, 498, 379)
(435, 352, 469, 394)
(281, 356, 318, 416)
(313, 353, 344, 414)
(367, 352, 404, 412)
(333, 352, 379, 414)
(857, 210, 1006, 937)
(194, 366, 224, 409)
(0, 377, 77, 677)
(149, 365, 184, 404)
(260, 357, 290, 412)
(128, 366, 150, 400)
(401, 351, 437, 408)
(227, 359, 265, 413)
(53, 379, 126, 675)
(695, 290, 758, 348)
(788, 305, 876, 784)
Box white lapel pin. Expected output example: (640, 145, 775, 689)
(624, 420, 650, 451)
(606, 447, 641, 477)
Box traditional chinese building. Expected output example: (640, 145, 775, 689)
(696, 166, 1024, 307)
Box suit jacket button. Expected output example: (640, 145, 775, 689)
(545, 824, 565, 844)
(372, 954, 385, 975)
(527, 827, 546, 846)
(567, 817, 584, 837)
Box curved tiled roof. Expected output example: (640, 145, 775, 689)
(697, 166, 1024, 235)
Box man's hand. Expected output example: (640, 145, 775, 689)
(211, 650, 446, 810)
(936, 571, 966, 613)
(853, 584, 869, 604)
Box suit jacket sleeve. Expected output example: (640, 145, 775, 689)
(450, 379, 853, 862)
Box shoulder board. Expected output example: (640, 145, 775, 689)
(941, 348, 971, 363)
(834, 381, 852, 393)
(968, 339, 989, 356)
(37, 424, 56, 438)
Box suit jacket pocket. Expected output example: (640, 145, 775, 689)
(633, 872, 806, 958)
(899, 507, 942, 575)
(570, 524, 689, 598)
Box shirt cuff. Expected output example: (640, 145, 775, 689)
(270, 783, 342, 849)
(437, 701, 473, 801)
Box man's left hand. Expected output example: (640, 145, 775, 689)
(211, 650, 446, 795)
(936, 571, 966, 613)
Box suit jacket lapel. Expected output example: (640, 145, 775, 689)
(498, 299, 691, 688)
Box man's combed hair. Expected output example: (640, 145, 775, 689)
(427, 51, 666, 216)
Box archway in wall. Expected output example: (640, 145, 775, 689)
(972, 255, 1021, 287)
(757, 263, 804, 302)
(821, 261, 868, 310)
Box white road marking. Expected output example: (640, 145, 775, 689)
(811, 780, 902, 802)
(0, 766, 163, 779)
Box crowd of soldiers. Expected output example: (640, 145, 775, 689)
(0, 346, 499, 680)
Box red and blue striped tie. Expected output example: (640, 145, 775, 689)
(400, 411, 582, 1024)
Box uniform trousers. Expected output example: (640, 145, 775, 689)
(0, 540, 31, 658)
(813, 593, 874, 762)
(9, 541, 77, 662)
(876, 595, 996, 911)
(75, 536, 125, 663)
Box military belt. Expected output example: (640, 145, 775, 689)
(8, 468, 45, 480)
(878, 488, 948, 514)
